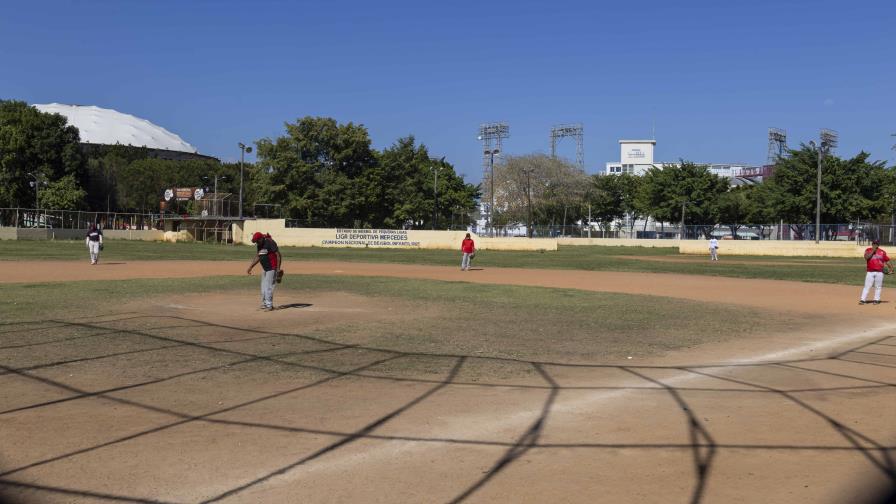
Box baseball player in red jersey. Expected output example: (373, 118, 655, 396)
(860, 239, 892, 305)
(461, 233, 475, 271)
(247, 232, 282, 311)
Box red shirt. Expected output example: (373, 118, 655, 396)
(461, 238, 475, 254)
(865, 247, 889, 272)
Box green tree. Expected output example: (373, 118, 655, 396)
(0, 100, 85, 208)
(366, 136, 477, 229)
(588, 172, 642, 235)
(38, 174, 87, 210)
(639, 161, 728, 237)
(116, 158, 220, 213)
(716, 185, 759, 238)
(255, 116, 376, 226)
(490, 154, 587, 234)
(764, 145, 890, 239)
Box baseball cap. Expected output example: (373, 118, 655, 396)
(251, 232, 264, 243)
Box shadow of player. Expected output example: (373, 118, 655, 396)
(276, 303, 313, 310)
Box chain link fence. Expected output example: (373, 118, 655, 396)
(0, 208, 163, 230)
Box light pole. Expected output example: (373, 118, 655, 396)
(203, 174, 229, 216)
(810, 140, 822, 244)
(810, 130, 838, 244)
(523, 168, 533, 238)
(680, 199, 687, 240)
(238, 142, 252, 219)
(431, 156, 445, 230)
(27, 172, 44, 226)
(484, 149, 499, 237)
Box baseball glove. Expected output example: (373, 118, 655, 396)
(99, 244, 104, 251)
(276, 269, 284, 283)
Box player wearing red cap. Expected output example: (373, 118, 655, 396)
(860, 239, 892, 305)
(247, 231, 282, 311)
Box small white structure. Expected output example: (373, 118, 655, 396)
(605, 140, 659, 175)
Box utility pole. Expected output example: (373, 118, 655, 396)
(680, 199, 686, 240)
(524, 168, 533, 238)
(27, 172, 42, 226)
(238, 142, 252, 219)
(432, 167, 437, 230)
(431, 157, 445, 230)
(816, 147, 822, 244)
(811, 130, 838, 244)
(588, 204, 592, 239)
(485, 149, 499, 237)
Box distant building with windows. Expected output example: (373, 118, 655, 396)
(604, 138, 763, 185)
(605, 140, 658, 175)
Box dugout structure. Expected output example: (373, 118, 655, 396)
(159, 189, 241, 243)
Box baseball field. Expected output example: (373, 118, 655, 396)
(0, 242, 894, 503)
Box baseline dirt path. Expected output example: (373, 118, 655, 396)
(616, 255, 854, 267)
(0, 260, 879, 317)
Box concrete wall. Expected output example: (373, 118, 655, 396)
(679, 239, 864, 258)
(16, 229, 51, 240)
(104, 230, 165, 241)
(0, 227, 17, 240)
(48, 229, 87, 240)
(558, 237, 677, 248)
(235, 220, 557, 251)
(0, 227, 166, 242)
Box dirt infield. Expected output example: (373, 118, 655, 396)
(0, 259, 883, 317)
(1, 260, 894, 503)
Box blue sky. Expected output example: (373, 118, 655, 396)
(1, 0, 894, 182)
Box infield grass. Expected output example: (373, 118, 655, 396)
(0, 239, 864, 285)
(0, 274, 810, 362)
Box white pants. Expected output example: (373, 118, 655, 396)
(709, 247, 718, 261)
(861, 272, 883, 302)
(461, 252, 472, 270)
(88, 241, 101, 264)
(260, 270, 276, 308)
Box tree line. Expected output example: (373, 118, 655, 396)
(492, 148, 894, 238)
(2, 99, 893, 234)
(0, 101, 479, 229)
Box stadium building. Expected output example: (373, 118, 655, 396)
(34, 103, 218, 162)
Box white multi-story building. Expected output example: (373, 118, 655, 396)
(605, 140, 659, 175)
(605, 139, 760, 185)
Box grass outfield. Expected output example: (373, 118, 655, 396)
(0, 239, 865, 285)
(0, 275, 807, 361)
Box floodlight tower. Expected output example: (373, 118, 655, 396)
(820, 129, 838, 154)
(478, 122, 510, 236)
(479, 122, 510, 176)
(550, 123, 584, 171)
(767, 128, 787, 165)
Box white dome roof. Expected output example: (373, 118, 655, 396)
(34, 103, 198, 154)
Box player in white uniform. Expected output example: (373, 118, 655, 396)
(86, 224, 103, 265)
(709, 237, 719, 261)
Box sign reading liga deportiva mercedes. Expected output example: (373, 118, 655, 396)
(322, 228, 422, 247)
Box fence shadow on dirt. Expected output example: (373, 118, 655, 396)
(0, 314, 894, 503)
